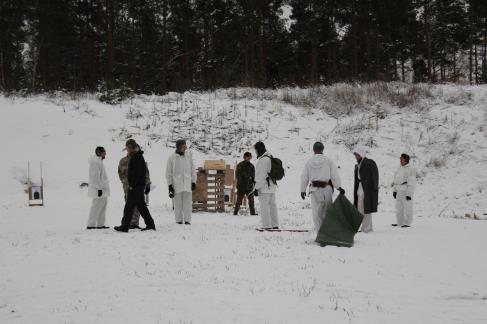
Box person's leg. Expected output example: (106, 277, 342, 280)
(396, 191, 405, 226)
(269, 193, 279, 228)
(234, 192, 244, 215)
(97, 197, 108, 227)
(258, 193, 272, 228)
(321, 187, 333, 222)
(87, 199, 101, 227)
(247, 192, 256, 215)
(121, 190, 138, 229)
(182, 191, 192, 223)
(131, 208, 141, 227)
(134, 187, 155, 228)
(358, 193, 373, 232)
(173, 192, 183, 223)
(405, 195, 414, 226)
(311, 189, 325, 232)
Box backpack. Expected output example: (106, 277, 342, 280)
(266, 155, 285, 184)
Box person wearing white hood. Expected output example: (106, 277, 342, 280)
(87, 146, 110, 229)
(392, 153, 416, 227)
(300, 142, 344, 233)
(352, 145, 379, 233)
(166, 139, 196, 225)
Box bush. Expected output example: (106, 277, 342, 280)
(97, 81, 134, 105)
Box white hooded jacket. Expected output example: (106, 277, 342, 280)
(166, 151, 196, 194)
(300, 154, 342, 192)
(255, 152, 277, 194)
(88, 155, 110, 198)
(392, 163, 416, 197)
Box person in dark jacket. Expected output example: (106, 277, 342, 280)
(352, 145, 379, 233)
(115, 140, 156, 232)
(233, 152, 257, 215)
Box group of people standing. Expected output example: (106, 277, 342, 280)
(86, 138, 417, 234)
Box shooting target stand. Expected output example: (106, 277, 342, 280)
(192, 160, 235, 212)
(28, 162, 44, 207)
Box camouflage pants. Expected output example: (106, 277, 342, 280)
(124, 187, 141, 226)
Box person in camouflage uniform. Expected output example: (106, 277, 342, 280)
(233, 152, 257, 215)
(118, 139, 151, 229)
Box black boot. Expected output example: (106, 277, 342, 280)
(114, 226, 129, 232)
(86, 226, 96, 230)
(184, 222, 191, 225)
(97, 226, 110, 229)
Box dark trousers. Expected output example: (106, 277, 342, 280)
(121, 186, 155, 229)
(234, 191, 255, 214)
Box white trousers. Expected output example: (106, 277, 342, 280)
(395, 191, 413, 226)
(258, 193, 279, 228)
(87, 198, 107, 227)
(357, 193, 373, 233)
(174, 191, 192, 223)
(311, 187, 333, 233)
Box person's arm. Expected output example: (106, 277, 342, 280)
(145, 162, 151, 186)
(89, 160, 102, 189)
(118, 159, 125, 183)
(329, 159, 342, 189)
(254, 157, 269, 191)
(165, 156, 173, 186)
(406, 166, 416, 197)
(370, 160, 379, 191)
(190, 152, 196, 183)
(300, 162, 309, 193)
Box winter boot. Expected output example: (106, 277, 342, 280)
(114, 226, 129, 232)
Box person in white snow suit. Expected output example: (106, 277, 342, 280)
(165, 139, 196, 225)
(392, 153, 416, 227)
(300, 142, 344, 233)
(352, 145, 379, 233)
(87, 146, 110, 229)
(254, 141, 279, 230)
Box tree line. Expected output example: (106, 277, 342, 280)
(1, 0, 486, 94)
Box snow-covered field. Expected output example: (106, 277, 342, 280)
(1, 84, 486, 323)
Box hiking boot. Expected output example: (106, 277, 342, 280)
(176, 222, 183, 224)
(401, 225, 411, 228)
(114, 226, 129, 232)
(86, 226, 96, 230)
(97, 226, 110, 229)
(272, 227, 279, 230)
(141, 226, 156, 231)
(184, 222, 191, 225)
(391, 224, 398, 227)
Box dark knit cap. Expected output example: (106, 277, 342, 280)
(125, 139, 137, 149)
(313, 141, 324, 153)
(176, 139, 186, 150)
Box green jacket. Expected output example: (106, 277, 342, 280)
(236, 160, 255, 193)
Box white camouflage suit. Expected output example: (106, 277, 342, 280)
(300, 154, 342, 233)
(165, 151, 196, 223)
(255, 152, 279, 228)
(392, 163, 416, 226)
(87, 155, 110, 227)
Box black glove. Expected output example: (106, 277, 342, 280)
(191, 182, 196, 191)
(144, 186, 150, 195)
(253, 190, 258, 197)
(300, 192, 306, 200)
(393, 192, 397, 199)
(338, 187, 345, 195)
(406, 196, 412, 201)
(168, 185, 174, 198)
(98, 190, 102, 197)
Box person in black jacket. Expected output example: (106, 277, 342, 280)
(233, 152, 257, 215)
(115, 141, 156, 232)
(352, 145, 379, 233)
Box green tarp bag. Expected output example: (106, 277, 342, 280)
(315, 193, 364, 247)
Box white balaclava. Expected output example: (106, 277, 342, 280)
(353, 145, 367, 159)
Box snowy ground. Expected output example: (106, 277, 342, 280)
(1, 85, 486, 323)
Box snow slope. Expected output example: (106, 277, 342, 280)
(0, 85, 486, 324)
